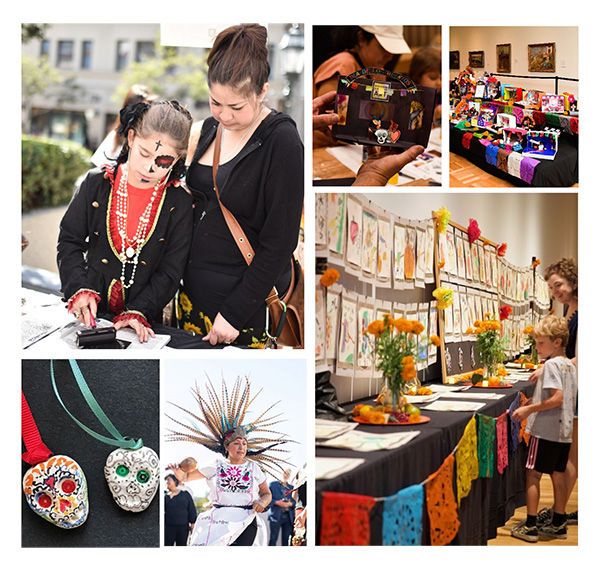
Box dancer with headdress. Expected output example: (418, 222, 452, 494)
(166, 375, 295, 546)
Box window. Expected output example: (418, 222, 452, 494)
(81, 41, 93, 69)
(135, 41, 155, 62)
(116, 40, 131, 71)
(57, 40, 74, 68)
(40, 40, 50, 59)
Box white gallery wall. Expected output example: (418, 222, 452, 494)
(449, 26, 579, 96)
(367, 192, 577, 270)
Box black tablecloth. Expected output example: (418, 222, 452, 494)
(316, 381, 535, 545)
(450, 125, 578, 187)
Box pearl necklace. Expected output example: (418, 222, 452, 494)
(115, 162, 165, 289)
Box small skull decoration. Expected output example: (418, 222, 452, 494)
(104, 446, 159, 512)
(23, 455, 89, 529)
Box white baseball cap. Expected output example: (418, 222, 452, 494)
(360, 26, 412, 54)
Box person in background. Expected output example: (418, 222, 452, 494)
(268, 469, 295, 546)
(409, 46, 442, 123)
(91, 85, 158, 167)
(164, 473, 197, 546)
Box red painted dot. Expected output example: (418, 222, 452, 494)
(61, 480, 76, 494)
(38, 494, 52, 508)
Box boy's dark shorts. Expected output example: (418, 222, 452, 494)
(526, 436, 571, 474)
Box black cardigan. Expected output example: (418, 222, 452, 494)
(57, 167, 193, 323)
(186, 111, 304, 330)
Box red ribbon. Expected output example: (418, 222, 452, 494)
(22, 391, 53, 465)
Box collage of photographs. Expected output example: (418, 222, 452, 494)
(14, 11, 589, 563)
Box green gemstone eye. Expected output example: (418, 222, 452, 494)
(116, 465, 129, 477)
(137, 470, 150, 483)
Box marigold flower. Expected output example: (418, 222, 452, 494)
(474, 320, 481, 328)
(320, 268, 340, 287)
(438, 261, 446, 269)
(430, 335, 440, 346)
(402, 355, 415, 365)
(497, 242, 508, 257)
(524, 325, 534, 335)
(402, 363, 417, 381)
(410, 321, 425, 335)
(466, 327, 474, 335)
(367, 320, 385, 337)
(368, 411, 386, 424)
(395, 318, 412, 333)
(532, 258, 540, 268)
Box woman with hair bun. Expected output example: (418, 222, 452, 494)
(178, 24, 304, 347)
(57, 100, 194, 342)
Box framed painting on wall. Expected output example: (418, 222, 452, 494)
(469, 50, 484, 68)
(528, 42, 555, 72)
(450, 50, 460, 69)
(496, 43, 511, 73)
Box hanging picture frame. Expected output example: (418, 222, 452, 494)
(528, 42, 556, 73)
(496, 44, 511, 73)
(450, 50, 460, 70)
(469, 50, 484, 68)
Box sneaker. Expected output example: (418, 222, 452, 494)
(536, 507, 553, 527)
(538, 522, 567, 540)
(566, 510, 578, 525)
(511, 521, 539, 543)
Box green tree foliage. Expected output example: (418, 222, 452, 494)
(22, 136, 92, 212)
(114, 39, 209, 105)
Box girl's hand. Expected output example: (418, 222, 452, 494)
(511, 406, 529, 423)
(71, 293, 98, 327)
(114, 317, 155, 343)
(202, 313, 239, 346)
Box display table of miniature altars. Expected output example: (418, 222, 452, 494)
(316, 380, 535, 545)
(449, 107, 578, 187)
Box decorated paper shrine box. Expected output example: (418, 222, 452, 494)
(504, 86, 523, 102)
(496, 113, 516, 130)
(333, 68, 436, 150)
(541, 94, 565, 114)
(524, 90, 544, 110)
(522, 129, 560, 160)
(476, 105, 496, 127)
(501, 127, 528, 152)
(562, 93, 578, 115)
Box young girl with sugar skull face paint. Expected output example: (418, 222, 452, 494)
(57, 101, 193, 342)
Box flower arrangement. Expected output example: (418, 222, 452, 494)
(471, 317, 508, 379)
(364, 315, 436, 416)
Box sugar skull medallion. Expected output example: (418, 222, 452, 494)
(104, 446, 159, 512)
(23, 455, 89, 529)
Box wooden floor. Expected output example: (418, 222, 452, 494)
(449, 152, 516, 187)
(488, 475, 578, 546)
(449, 152, 578, 188)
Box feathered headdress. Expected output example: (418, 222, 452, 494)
(166, 375, 295, 478)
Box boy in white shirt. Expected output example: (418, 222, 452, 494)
(510, 315, 577, 542)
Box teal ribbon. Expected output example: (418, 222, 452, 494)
(50, 359, 143, 450)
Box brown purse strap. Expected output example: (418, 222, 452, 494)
(212, 124, 281, 307)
